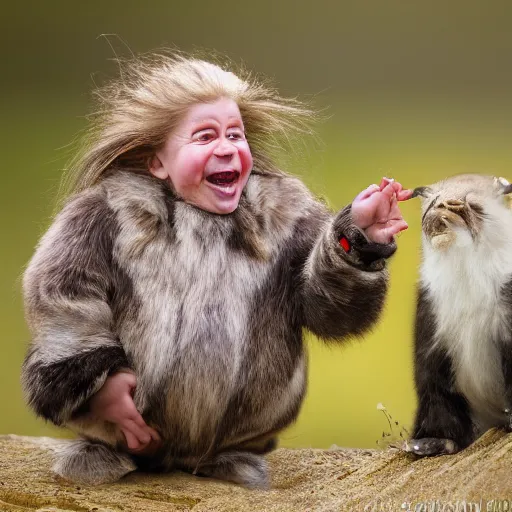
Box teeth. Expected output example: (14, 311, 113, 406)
(206, 171, 239, 186)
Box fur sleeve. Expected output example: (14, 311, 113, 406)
(21, 190, 130, 425)
(300, 204, 392, 340)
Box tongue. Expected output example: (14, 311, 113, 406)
(207, 171, 238, 185)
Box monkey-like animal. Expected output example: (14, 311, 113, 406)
(22, 168, 397, 487)
(406, 174, 512, 456)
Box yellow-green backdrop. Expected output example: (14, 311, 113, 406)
(2, 1, 512, 449)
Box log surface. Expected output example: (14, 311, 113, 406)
(0, 430, 510, 511)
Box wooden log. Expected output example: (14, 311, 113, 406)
(1, 430, 511, 511)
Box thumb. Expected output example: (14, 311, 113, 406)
(386, 220, 409, 237)
(117, 371, 137, 392)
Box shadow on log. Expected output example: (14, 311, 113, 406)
(1, 429, 511, 511)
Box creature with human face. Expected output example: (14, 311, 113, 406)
(83, 99, 412, 464)
(21, 55, 413, 488)
(149, 98, 253, 215)
(406, 174, 512, 457)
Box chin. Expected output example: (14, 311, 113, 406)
(200, 197, 241, 215)
(213, 203, 240, 215)
(428, 228, 473, 251)
(429, 232, 456, 251)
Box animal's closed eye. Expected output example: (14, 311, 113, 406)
(467, 202, 485, 215)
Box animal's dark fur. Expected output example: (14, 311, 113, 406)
(411, 287, 474, 454)
(22, 169, 393, 486)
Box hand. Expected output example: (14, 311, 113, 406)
(88, 371, 161, 456)
(351, 177, 413, 244)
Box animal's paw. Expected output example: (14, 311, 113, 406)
(197, 451, 269, 489)
(403, 437, 459, 456)
(53, 439, 136, 485)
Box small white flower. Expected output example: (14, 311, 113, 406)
(377, 403, 386, 411)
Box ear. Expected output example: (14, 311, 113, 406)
(412, 186, 434, 199)
(148, 154, 168, 180)
(494, 176, 512, 195)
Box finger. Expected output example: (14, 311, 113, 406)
(122, 418, 152, 445)
(128, 437, 161, 457)
(354, 184, 380, 201)
(379, 177, 394, 190)
(366, 229, 394, 245)
(391, 181, 402, 193)
(379, 182, 395, 200)
(128, 439, 154, 454)
(387, 220, 409, 235)
(147, 426, 162, 443)
(128, 445, 150, 455)
(118, 392, 146, 426)
(366, 220, 408, 243)
(117, 371, 137, 392)
(118, 370, 136, 382)
(397, 189, 414, 201)
(127, 406, 149, 430)
(122, 427, 141, 451)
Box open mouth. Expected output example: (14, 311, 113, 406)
(206, 171, 240, 187)
(425, 214, 466, 237)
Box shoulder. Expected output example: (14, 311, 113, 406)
(27, 188, 116, 277)
(56, 187, 113, 229)
(37, 171, 169, 253)
(248, 171, 314, 203)
(248, 171, 327, 214)
(99, 170, 173, 222)
(24, 188, 116, 294)
(247, 171, 330, 231)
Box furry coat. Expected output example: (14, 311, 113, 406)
(22, 169, 393, 480)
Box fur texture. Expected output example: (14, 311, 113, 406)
(409, 174, 512, 456)
(22, 169, 392, 486)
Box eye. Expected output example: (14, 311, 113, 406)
(227, 129, 245, 141)
(193, 130, 216, 143)
(467, 202, 485, 215)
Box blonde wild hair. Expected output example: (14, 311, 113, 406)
(62, 51, 316, 201)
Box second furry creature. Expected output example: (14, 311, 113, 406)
(407, 174, 512, 456)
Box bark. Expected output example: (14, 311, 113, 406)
(0, 429, 510, 511)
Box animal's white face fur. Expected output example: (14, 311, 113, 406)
(417, 174, 512, 428)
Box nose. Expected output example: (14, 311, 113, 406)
(213, 136, 236, 157)
(436, 199, 465, 212)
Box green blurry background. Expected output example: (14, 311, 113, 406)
(2, 1, 512, 449)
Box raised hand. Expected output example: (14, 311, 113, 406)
(351, 177, 413, 244)
(87, 371, 161, 456)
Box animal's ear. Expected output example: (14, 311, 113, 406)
(494, 177, 512, 195)
(412, 186, 434, 198)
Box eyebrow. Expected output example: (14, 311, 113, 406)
(190, 116, 243, 124)
(421, 194, 439, 223)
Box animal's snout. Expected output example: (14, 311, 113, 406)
(436, 199, 466, 212)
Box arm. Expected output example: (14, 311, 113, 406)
(301, 178, 411, 340)
(21, 191, 130, 426)
(301, 204, 394, 340)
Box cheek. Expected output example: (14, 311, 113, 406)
(172, 151, 209, 187)
(238, 143, 253, 173)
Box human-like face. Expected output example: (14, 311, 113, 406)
(149, 97, 253, 214)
